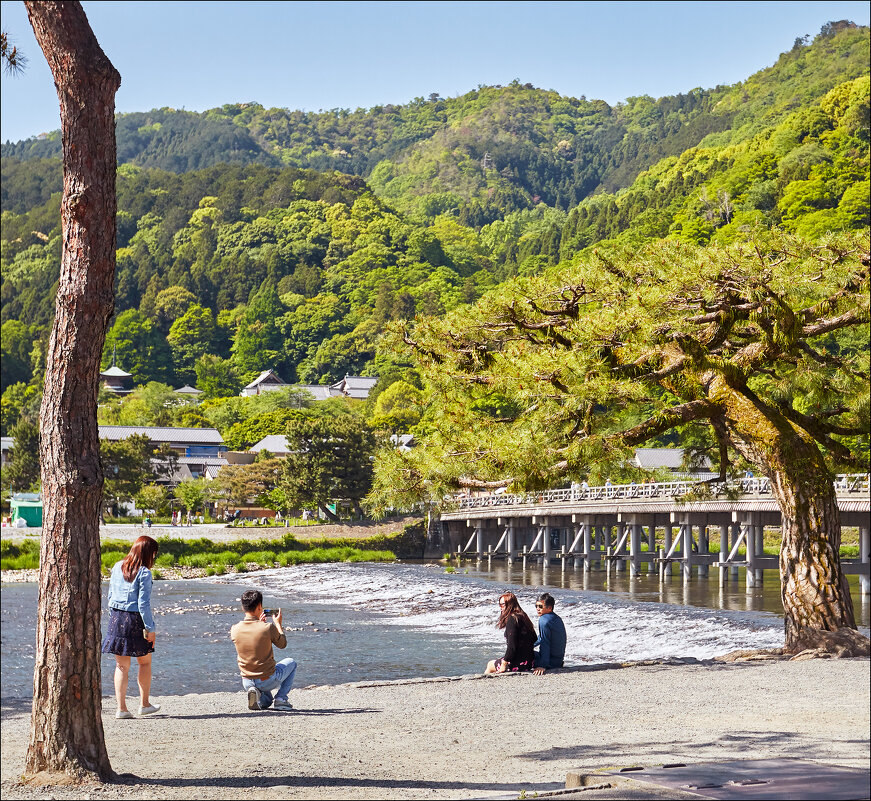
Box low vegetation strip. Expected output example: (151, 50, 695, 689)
(0, 532, 398, 577)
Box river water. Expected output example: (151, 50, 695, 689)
(2, 562, 868, 700)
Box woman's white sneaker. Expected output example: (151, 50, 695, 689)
(115, 709, 134, 719)
(138, 704, 161, 716)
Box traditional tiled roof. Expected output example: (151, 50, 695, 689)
(174, 385, 203, 394)
(250, 435, 291, 454)
(243, 369, 286, 390)
(295, 385, 334, 401)
(98, 426, 224, 445)
(100, 365, 132, 378)
(330, 375, 378, 400)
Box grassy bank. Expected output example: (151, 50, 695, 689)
(0, 530, 402, 576)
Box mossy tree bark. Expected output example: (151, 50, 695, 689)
(714, 380, 856, 650)
(24, 0, 121, 783)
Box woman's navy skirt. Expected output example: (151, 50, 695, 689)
(101, 608, 154, 657)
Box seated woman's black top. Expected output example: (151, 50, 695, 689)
(502, 614, 536, 666)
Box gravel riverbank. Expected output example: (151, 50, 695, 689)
(1, 658, 868, 800)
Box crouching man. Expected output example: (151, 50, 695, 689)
(230, 589, 297, 711)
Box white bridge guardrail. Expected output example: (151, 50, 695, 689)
(449, 473, 871, 511)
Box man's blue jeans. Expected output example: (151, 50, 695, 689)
(241, 658, 297, 708)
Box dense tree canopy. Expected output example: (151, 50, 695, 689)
(1, 26, 868, 426)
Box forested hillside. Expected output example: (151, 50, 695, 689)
(1, 22, 868, 439)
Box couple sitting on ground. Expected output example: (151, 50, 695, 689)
(485, 592, 566, 675)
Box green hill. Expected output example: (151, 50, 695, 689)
(1, 22, 868, 435)
(5, 23, 866, 223)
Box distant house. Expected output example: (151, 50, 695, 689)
(633, 448, 716, 479)
(240, 372, 378, 402)
(174, 384, 204, 399)
(174, 455, 229, 481)
(390, 433, 415, 452)
(250, 434, 292, 456)
(330, 375, 378, 400)
(1, 436, 13, 468)
(99, 425, 225, 458)
(240, 369, 287, 397)
(295, 385, 334, 401)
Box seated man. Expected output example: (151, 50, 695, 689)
(532, 592, 567, 675)
(230, 589, 297, 711)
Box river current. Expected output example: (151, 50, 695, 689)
(2, 561, 868, 700)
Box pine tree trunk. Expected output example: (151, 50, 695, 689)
(24, 1, 121, 783)
(717, 381, 859, 653)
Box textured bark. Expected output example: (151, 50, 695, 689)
(712, 377, 859, 652)
(24, 1, 120, 783)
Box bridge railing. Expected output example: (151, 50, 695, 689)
(448, 473, 870, 512)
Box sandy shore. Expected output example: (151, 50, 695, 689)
(1, 658, 868, 800)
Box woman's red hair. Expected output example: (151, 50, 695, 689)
(121, 535, 159, 581)
(496, 591, 535, 635)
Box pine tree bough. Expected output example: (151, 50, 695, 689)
(383, 233, 871, 657)
(23, 0, 121, 784)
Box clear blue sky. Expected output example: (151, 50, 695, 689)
(1, 1, 869, 143)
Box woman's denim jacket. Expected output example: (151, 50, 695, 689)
(108, 562, 155, 631)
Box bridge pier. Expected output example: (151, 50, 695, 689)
(681, 523, 693, 583)
(860, 525, 869, 597)
(629, 520, 642, 578)
(745, 516, 757, 590)
(507, 521, 515, 566)
(719, 523, 730, 586)
(662, 525, 673, 578)
(647, 523, 656, 574)
(698, 524, 709, 579)
(730, 522, 741, 580)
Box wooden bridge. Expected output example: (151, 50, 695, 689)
(437, 474, 871, 596)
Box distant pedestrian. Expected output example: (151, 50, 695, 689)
(101, 536, 162, 719)
(485, 592, 536, 674)
(605, 478, 614, 498)
(532, 593, 567, 675)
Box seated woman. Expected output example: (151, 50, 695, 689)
(485, 592, 537, 674)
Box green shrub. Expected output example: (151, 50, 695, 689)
(101, 551, 127, 573)
(0, 552, 40, 570)
(155, 553, 176, 567)
(178, 553, 214, 569)
(347, 550, 395, 563)
(234, 562, 248, 572)
(243, 550, 277, 566)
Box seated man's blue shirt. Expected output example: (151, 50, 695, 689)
(534, 611, 566, 668)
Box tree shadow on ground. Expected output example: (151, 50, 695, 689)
(115, 774, 561, 792)
(519, 731, 869, 763)
(161, 707, 380, 720)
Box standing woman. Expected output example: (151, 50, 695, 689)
(485, 592, 537, 674)
(101, 535, 162, 718)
